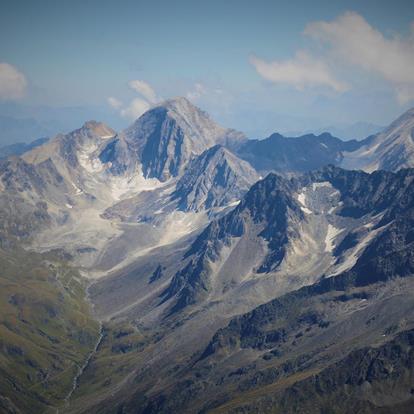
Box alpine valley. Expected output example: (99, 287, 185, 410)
(1, 97, 414, 414)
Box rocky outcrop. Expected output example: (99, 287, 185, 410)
(162, 172, 302, 312)
(171, 145, 259, 212)
(221, 329, 414, 414)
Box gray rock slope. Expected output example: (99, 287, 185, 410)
(341, 107, 414, 172)
(171, 144, 259, 212)
(0, 156, 60, 244)
(0, 120, 123, 265)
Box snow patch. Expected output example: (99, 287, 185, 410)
(328, 206, 336, 214)
(297, 191, 312, 214)
(159, 211, 203, 245)
(78, 142, 105, 174)
(324, 224, 342, 252)
(301, 206, 312, 215)
(328, 222, 389, 277)
(297, 192, 306, 205)
(228, 199, 240, 207)
(70, 181, 83, 195)
(109, 169, 164, 201)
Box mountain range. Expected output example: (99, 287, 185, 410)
(0, 137, 49, 160)
(285, 121, 384, 141)
(0, 97, 413, 414)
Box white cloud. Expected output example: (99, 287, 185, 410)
(0, 63, 27, 100)
(120, 98, 150, 120)
(305, 12, 414, 103)
(107, 96, 123, 109)
(186, 83, 207, 101)
(185, 83, 230, 109)
(128, 80, 157, 103)
(107, 80, 159, 120)
(395, 87, 414, 105)
(250, 51, 348, 92)
(251, 12, 414, 103)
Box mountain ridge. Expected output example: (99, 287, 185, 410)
(171, 144, 259, 212)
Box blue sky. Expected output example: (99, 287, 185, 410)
(1, 0, 414, 141)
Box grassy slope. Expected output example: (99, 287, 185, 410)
(0, 247, 100, 413)
(65, 320, 149, 413)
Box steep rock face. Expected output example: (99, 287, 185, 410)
(101, 97, 246, 181)
(303, 165, 414, 220)
(0, 156, 64, 197)
(162, 173, 303, 311)
(304, 167, 414, 286)
(341, 107, 414, 172)
(171, 145, 259, 212)
(0, 195, 50, 245)
(126, 105, 185, 179)
(0, 157, 66, 243)
(251, 329, 414, 414)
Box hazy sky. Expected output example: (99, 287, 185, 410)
(1, 0, 414, 138)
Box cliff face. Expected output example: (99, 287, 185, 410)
(172, 144, 258, 212)
(102, 97, 246, 181)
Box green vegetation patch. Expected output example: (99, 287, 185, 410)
(0, 247, 100, 413)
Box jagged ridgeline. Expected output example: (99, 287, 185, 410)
(0, 98, 414, 413)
